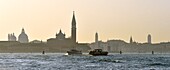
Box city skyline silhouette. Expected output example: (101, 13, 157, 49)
(0, 0, 170, 43)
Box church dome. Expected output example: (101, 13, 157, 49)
(18, 28, 29, 43)
(56, 29, 65, 40)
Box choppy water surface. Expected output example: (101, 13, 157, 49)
(0, 53, 170, 70)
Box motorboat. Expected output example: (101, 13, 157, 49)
(89, 49, 108, 56)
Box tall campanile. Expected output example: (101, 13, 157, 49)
(71, 11, 77, 44)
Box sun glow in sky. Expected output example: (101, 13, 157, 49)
(0, 0, 170, 43)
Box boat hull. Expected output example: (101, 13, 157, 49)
(89, 51, 108, 56)
(67, 49, 82, 55)
(89, 49, 108, 56)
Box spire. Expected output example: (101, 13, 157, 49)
(71, 11, 77, 44)
(72, 11, 76, 27)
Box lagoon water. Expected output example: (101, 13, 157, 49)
(0, 53, 170, 70)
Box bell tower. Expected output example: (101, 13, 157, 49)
(71, 11, 77, 44)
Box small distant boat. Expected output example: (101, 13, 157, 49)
(67, 49, 82, 55)
(89, 49, 108, 56)
(42, 51, 45, 54)
(152, 51, 154, 54)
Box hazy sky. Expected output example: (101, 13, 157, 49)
(0, 0, 170, 43)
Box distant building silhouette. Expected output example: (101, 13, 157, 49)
(47, 11, 80, 49)
(95, 32, 99, 48)
(130, 36, 133, 44)
(148, 34, 151, 44)
(46, 12, 90, 52)
(89, 39, 127, 52)
(0, 12, 91, 53)
(89, 32, 109, 51)
(8, 33, 16, 41)
(18, 28, 29, 43)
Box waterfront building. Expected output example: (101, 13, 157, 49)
(0, 12, 90, 52)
